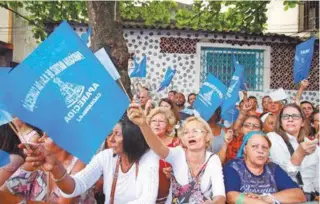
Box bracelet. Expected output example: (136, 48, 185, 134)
(236, 193, 245, 204)
(53, 170, 68, 182)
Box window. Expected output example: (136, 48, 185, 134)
(301, 1, 319, 31)
(200, 47, 264, 91)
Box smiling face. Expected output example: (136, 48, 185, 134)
(108, 123, 123, 155)
(181, 120, 210, 151)
(244, 134, 270, 168)
(281, 106, 304, 137)
(241, 117, 262, 135)
(150, 113, 169, 137)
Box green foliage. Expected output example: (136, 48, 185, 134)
(1, 0, 277, 41)
(283, 0, 299, 11)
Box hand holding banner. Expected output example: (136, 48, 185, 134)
(193, 74, 227, 121)
(293, 37, 316, 84)
(2, 21, 130, 163)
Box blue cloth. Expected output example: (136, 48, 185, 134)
(221, 56, 244, 122)
(1, 21, 130, 164)
(223, 158, 299, 194)
(233, 55, 246, 91)
(293, 37, 316, 84)
(157, 67, 176, 92)
(193, 74, 227, 121)
(236, 131, 266, 158)
(0, 150, 10, 168)
(130, 55, 147, 78)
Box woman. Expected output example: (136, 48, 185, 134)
(224, 131, 306, 204)
(260, 112, 276, 133)
(225, 115, 263, 164)
(267, 103, 319, 201)
(147, 107, 180, 203)
(2, 133, 95, 204)
(159, 98, 180, 123)
(128, 104, 226, 204)
(310, 110, 319, 137)
(0, 124, 24, 186)
(17, 119, 159, 204)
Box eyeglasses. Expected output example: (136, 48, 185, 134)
(150, 119, 168, 125)
(183, 128, 207, 137)
(250, 144, 269, 152)
(281, 114, 301, 120)
(243, 122, 261, 130)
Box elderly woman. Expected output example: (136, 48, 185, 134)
(224, 131, 306, 204)
(128, 104, 226, 204)
(267, 103, 319, 201)
(1, 132, 95, 204)
(14, 119, 159, 204)
(260, 112, 276, 133)
(147, 107, 180, 203)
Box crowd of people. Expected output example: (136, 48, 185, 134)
(0, 78, 319, 204)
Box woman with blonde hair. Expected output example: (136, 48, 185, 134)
(128, 104, 225, 204)
(147, 107, 180, 203)
(267, 103, 319, 201)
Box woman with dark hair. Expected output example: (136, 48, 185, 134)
(159, 98, 181, 123)
(0, 123, 24, 186)
(267, 103, 319, 201)
(310, 110, 319, 138)
(17, 118, 159, 204)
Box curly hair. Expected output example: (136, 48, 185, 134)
(147, 107, 176, 134)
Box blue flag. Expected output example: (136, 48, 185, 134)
(193, 74, 227, 121)
(0, 150, 10, 168)
(233, 56, 246, 91)
(293, 37, 316, 84)
(80, 26, 91, 45)
(130, 56, 147, 78)
(221, 60, 244, 122)
(1, 21, 130, 164)
(157, 67, 176, 92)
(221, 106, 239, 123)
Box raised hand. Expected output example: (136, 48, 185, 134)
(299, 139, 318, 155)
(300, 78, 309, 89)
(127, 103, 147, 126)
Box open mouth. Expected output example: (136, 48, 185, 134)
(188, 140, 196, 145)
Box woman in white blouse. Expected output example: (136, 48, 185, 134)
(128, 104, 226, 204)
(20, 118, 159, 204)
(267, 103, 319, 201)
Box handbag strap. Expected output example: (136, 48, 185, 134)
(110, 157, 139, 204)
(283, 140, 304, 186)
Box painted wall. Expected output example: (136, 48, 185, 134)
(0, 7, 10, 44)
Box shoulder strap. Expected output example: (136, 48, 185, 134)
(195, 154, 214, 180)
(283, 139, 304, 186)
(66, 157, 78, 174)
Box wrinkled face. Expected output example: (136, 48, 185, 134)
(263, 114, 276, 133)
(168, 92, 175, 101)
(262, 97, 271, 111)
(301, 103, 313, 119)
(181, 120, 210, 151)
(188, 95, 196, 107)
(312, 113, 320, 133)
(150, 113, 169, 137)
(281, 107, 303, 137)
(267, 101, 282, 114)
(138, 90, 149, 106)
(241, 117, 262, 135)
(159, 101, 172, 110)
(175, 93, 186, 107)
(244, 135, 270, 167)
(109, 124, 123, 155)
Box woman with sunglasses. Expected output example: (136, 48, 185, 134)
(267, 103, 319, 201)
(128, 104, 226, 204)
(224, 131, 306, 204)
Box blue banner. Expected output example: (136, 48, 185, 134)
(193, 74, 227, 121)
(221, 106, 239, 123)
(157, 67, 176, 92)
(0, 150, 10, 168)
(1, 21, 130, 163)
(293, 37, 316, 84)
(233, 55, 246, 91)
(80, 26, 91, 45)
(0, 67, 11, 99)
(130, 56, 147, 78)
(221, 60, 244, 122)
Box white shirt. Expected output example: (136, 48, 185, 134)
(60, 149, 159, 204)
(267, 132, 319, 193)
(165, 146, 225, 200)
